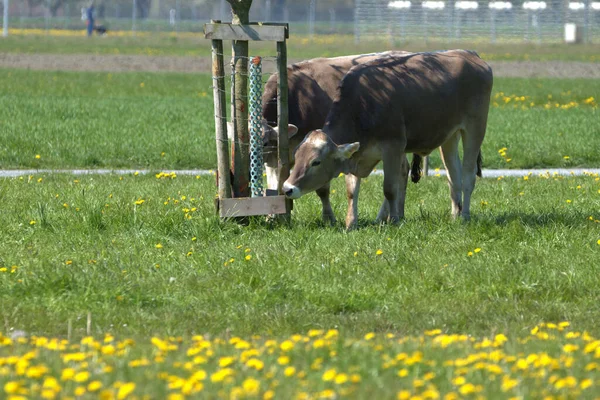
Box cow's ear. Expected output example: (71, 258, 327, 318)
(287, 124, 299, 139)
(273, 124, 299, 139)
(336, 142, 360, 159)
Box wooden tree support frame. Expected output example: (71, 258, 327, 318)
(206, 21, 292, 219)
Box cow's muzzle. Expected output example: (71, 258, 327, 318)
(282, 182, 302, 199)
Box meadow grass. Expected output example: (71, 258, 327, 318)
(1, 173, 599, 338)
(0, 69, 598, 171)
(1, 172, 600, 398)
(1, 33, 600, 62)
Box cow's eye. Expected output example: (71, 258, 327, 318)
(311, 160, 321, 167)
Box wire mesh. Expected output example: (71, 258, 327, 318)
(249, 56, 264, 198)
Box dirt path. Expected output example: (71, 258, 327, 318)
(1, 53, 599, 78)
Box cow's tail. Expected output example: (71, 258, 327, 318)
(477, 151, 483, 178)
(410, 154, 422, 183)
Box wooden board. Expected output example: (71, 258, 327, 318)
(204, 23, 288, 42)
(219, 196, 289, 218)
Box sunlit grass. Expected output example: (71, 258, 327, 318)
(1, 172, 600, 398)
(0, 69, 598, 170)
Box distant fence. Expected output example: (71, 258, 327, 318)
(1, 0, 599, 43)
(356, 0, 600, 43)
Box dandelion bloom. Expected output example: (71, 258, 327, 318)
(376, 249, 383, 256)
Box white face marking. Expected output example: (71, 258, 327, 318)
(308, 136, 328, 150)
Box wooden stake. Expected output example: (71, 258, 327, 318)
(277, 39, 292, 217)
(211, 20, 232, 200)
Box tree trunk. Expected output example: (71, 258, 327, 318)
(226, 0, 252, 24)
(226, 0, 253, 197)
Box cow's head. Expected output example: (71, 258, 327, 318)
(226, 120, 298, 151)
(227, 120, 299, 190)
(282, 130, 360, 199)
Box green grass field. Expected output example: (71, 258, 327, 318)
(1, 173, 599, 398)
(0, 69, 598, 170)
(1, 39, 600, 399)
(2, 33, 600, 62)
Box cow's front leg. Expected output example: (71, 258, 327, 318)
(316, 184, 336, 225)
(345, 174, 361, 230)
(376, 199, 390, 223)
(382, 149, 408, 224)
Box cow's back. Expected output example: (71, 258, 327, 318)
(325, 50, 493, 153)
(262, 53, 399, 138)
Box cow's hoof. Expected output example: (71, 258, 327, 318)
(322, 214, 337, 226)
(388, 216, 401, 225)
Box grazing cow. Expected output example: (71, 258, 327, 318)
(282, 50, 493, 230)
(229, 52, 423, 223)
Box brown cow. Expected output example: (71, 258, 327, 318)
(283, 50, 493, 230)
(258, 52, 423, 224)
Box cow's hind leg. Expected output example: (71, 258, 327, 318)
(382, 147, 409, 224)
(439, 131, 463, 218)
(345, 174, 361, 230)
(316, 184, 336, 225)
(461, 119, 487, 220)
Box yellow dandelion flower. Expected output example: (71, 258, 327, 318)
(61, 368, 75, 381)
(4, 381, 21, 394)
(242, 378, 260, 395)
(219, 357, 235, 367)
(75, 386, 86, 396)
(501, 376, 518, 391)
(88, 381, 103, 392)
(246, 358, 264, 371)
(155, 243, 163, 249)
(459, 383, 474, 395)
(397, 390, 411, 400)
(334, 373, 348, 384)
(245, 254, 252, 261)
(364, 332, 375, 340)
(117, 382, 136, 399)
(563, 344, 579, 353)
(580, 378, 593, 389)
(278, 356, 290, 365)
(30, 220, 36, 225)
(474, 248, 481, 253)
(322, 369, 337, 381)
(467, 251, 473, 257)
(210, 368, 234, 382)
(376, 249, 383, 256)
(74, 371, 90, 382)
(280, 340, 294, 351)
